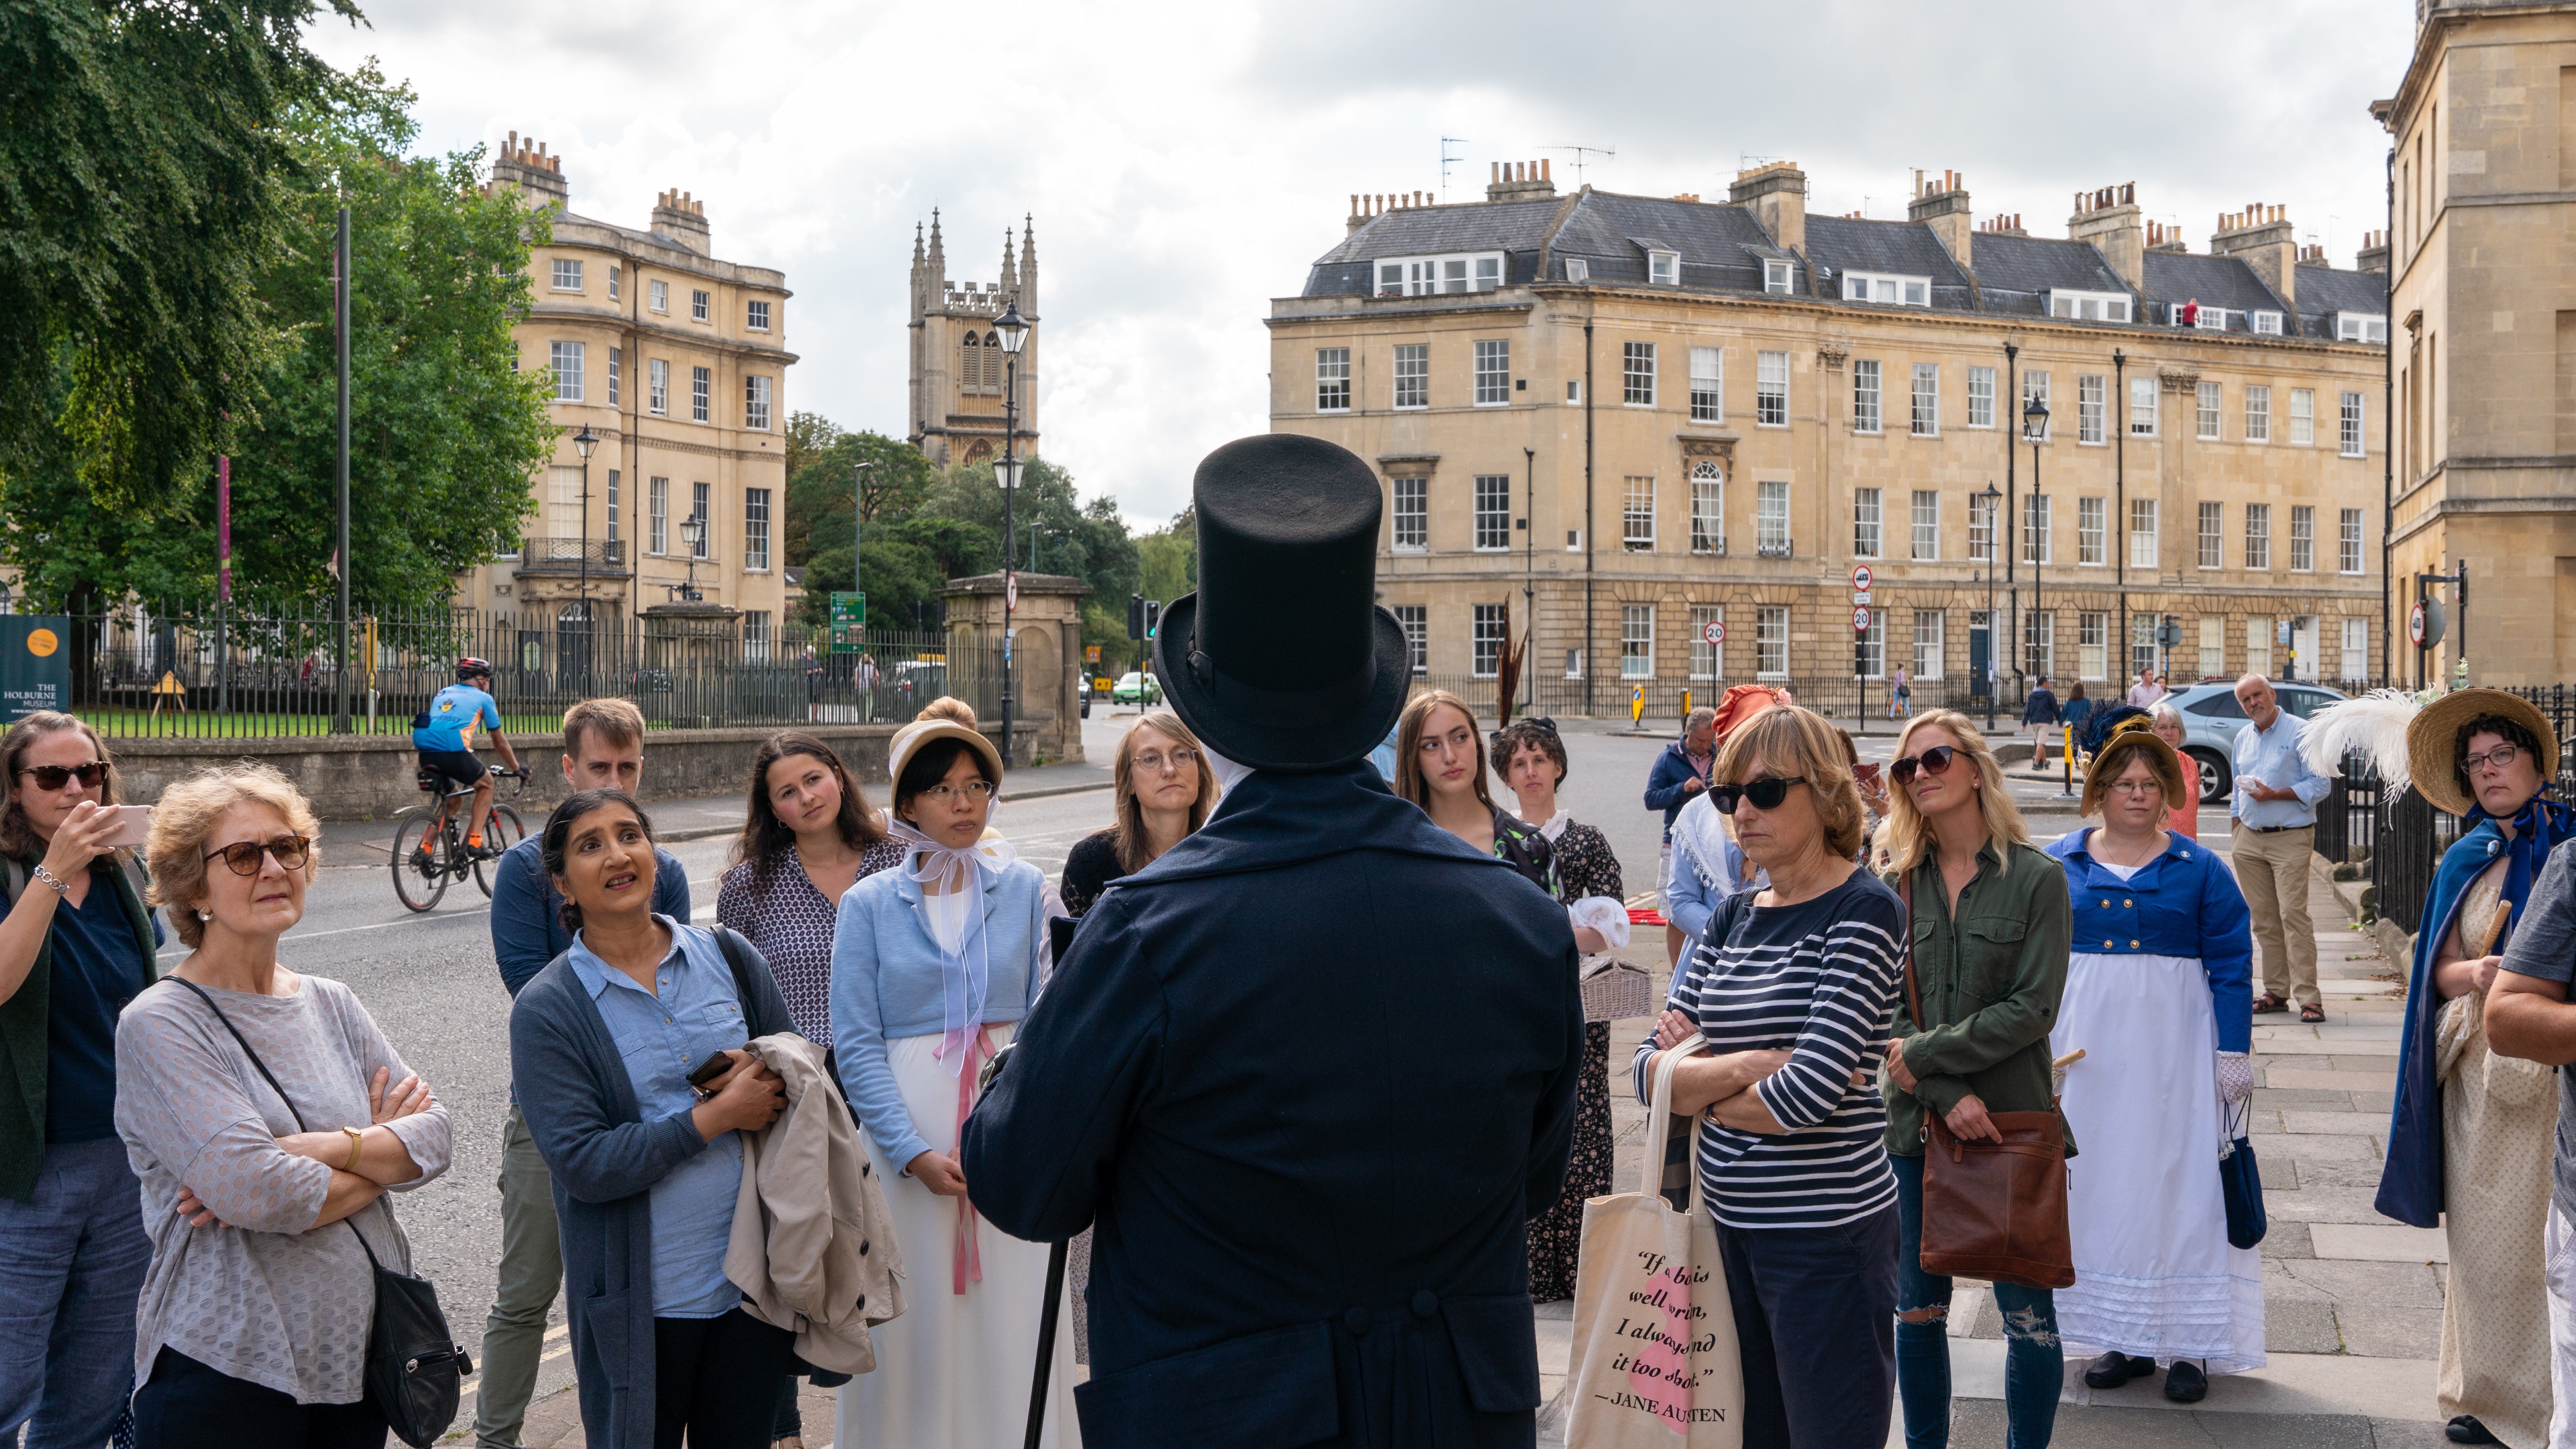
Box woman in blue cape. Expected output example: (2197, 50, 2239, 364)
(2360, 689, 2571, 1449)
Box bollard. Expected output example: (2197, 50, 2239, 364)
(1680, 688, 1691, 726)
(2059, 723, 2080, 799)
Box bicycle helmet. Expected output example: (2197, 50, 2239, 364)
(457, 656, 494, 683)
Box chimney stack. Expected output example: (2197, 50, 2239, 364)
(1978, 213, 2027, 236)
(2209, 202, 2297, 307)
(651, 188, 712, 255)
(2355, 228, 2390, 273)
(1906, 167, 1973, 269)
(1729, 161, 1806, 255)
(2066, 181, 2145, 290)
(488, 130, 569, 209)
(2145, 219, 2187, 253)
(1487, 158, 1557, 203)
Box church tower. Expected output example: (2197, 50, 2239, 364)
(908, 212, 1039, 467)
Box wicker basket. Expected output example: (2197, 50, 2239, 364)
(1578, 956, 1656, 1024)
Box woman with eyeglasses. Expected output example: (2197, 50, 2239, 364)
(2045, 719, 2259, 1404)
(1874, 713, 2074, 1449)
(1062, 711, 1217, 920)
(1638, 705, 1907, 1446)
(116, 765, 451, 1447)
(2148, 704, 2198, 840)
(828, 720, 1076, 1447)
(1492, 715, 1627, 1303)
(0, 712, 164, 1446)
(1396, 689, 1552, 891)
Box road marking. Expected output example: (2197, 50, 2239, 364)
(453, 1324, 573, 1404)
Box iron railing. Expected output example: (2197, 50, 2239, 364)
(1408, 672, 2001, 730)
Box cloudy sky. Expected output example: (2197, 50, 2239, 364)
(307, 0, 2417, 528)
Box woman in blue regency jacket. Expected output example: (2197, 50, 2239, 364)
(827, 719, 1075, 1449)
(2044, 722, 2259, 1405)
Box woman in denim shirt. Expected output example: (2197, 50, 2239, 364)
(828, 720, 1075, 1448)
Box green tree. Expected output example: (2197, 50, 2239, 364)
(0, 64, 555, 612)
(0, 0, 359, 507)
(783, 419, 935, 569)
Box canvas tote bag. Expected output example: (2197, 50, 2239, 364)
(1560, 1034, 1744, 1449)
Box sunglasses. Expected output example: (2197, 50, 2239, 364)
(19, 764, 105, 792)
(1888, 746, 1961, 786)
(202, 835, 313, 877)
(1711, 776, 1807, 814)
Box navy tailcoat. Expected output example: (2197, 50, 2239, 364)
(963, 761, 1584, 1449)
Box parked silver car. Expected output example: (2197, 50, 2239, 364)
(2159, 680, 2350, 804)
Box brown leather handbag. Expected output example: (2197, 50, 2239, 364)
(1903, 886, 2076, 1290)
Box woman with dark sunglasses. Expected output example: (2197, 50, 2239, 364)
(1637, 705, 1907, 1446)
(0, 712, 164, 1447)
(117, 764, 450, 1447)
(1874, 712, 2074, 1449)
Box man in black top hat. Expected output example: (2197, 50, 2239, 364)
(964, 433, 1583, 1449)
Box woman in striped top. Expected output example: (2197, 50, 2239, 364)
(1637, 704, 1907, 1449)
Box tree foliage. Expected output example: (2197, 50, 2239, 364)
(0, 63, 555, 612)
(0, 0, 361, 507)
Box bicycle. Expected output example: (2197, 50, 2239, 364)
(390, 764, 529, 913)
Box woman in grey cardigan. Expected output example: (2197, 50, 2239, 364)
(510, 790, 795, 1449)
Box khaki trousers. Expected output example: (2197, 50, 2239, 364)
(2231, 823, 2318, 1010)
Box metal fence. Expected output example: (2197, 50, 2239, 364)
(1411, 673, 2002, 731)
(21, 600, 1003, 737)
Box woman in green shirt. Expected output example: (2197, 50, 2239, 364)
(1877, 710, 2075, 1449)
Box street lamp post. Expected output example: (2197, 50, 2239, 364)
(676, 512, 705, 602)
(2022, 394, 2050, 694)
(992, 300, 1030, 765)
(1979, 481, 2002, 730)
(573, 423, 599, 679)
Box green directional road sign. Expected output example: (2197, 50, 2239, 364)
(829, 592, 866, 653)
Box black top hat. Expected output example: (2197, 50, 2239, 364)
(1154, 434, 1410, 772)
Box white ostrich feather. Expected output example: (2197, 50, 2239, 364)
(2299, 689, 2421, 785)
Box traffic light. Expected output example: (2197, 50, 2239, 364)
(1127, 593, 1144, 641)
(1144, 600, 1162, 640)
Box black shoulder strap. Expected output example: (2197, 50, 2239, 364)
(708, 925, 759, 1013)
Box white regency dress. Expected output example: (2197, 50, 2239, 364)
(2049, 858, 2266, 1374)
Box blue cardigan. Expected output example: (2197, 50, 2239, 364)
(509, 924, 793, 1449)
(829, 854, 1047, 1171)
(2044, 827, 2255, 1053)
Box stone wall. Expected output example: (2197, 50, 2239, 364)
(103, 723, 906, 821)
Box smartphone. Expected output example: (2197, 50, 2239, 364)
(686, 1049, 741, 1090)
(1854, 763, 1883, 785)
(102, 804, 153, 849)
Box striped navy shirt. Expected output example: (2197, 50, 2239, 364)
(1633, 869, 1905, 1229)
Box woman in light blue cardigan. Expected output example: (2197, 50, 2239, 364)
(826, 719, 1078, 1447)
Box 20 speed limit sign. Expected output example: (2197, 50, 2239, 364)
(1702, 620, 1725, 645)
(1851, 607, 1873, 634)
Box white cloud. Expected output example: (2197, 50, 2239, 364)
(310, 0, 2414, 527)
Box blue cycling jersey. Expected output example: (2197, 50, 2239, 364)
(414, 684, 501, 753)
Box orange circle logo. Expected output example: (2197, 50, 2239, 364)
(26, 630, 57, 658)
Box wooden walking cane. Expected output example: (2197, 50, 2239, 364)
(1023, 1240, 1069, 1449)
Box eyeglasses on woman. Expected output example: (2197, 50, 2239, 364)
(203, 835, 313, 876)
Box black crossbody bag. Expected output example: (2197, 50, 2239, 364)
(169, 979, 468, 1448)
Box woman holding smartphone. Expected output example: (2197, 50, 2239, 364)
(0, 711, 163, 1448)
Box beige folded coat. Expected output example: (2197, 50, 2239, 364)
(725, 1032, 907, 1373)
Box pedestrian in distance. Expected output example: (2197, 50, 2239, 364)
(802, 647, 824, 723)
(1892, 664, 1912, 720)
(963, 432, 1582, 1449)
(827, 719, 1074, 1448)
(1398, 689, 1554, 891)
(2061, 683, 2095, 757)
(479, 698, 694, 1449)
(2129, 668, 2167, 710)
(715, 732, 905, 1449)
(1646, 704, 1721, 917)
(2369, 691, 2573, 1449)
(509, 789, 796, 1449)
(1493, 715, 1628, 1305)
(119, 764, 453, 1449)
(2046, 720, 2260, 1402)
(0, 713, 162, 1448)
(1640, 703, 1908, 1449)
(2229, 675, 2331, 1023)
(1875, 712, 2074, 1449)
(1060, 710, 1217, 919)
(2022, 678, 2061, 774)
(2149, 704, 2199, 840)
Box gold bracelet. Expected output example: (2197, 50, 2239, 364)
(342, 1126, 365, 1170)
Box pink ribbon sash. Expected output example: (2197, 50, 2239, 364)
(951, 1024, 997, 1294)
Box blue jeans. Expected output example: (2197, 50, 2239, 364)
(0, 1137, 153, 1449)
(1892, 1152, 2060, 1449)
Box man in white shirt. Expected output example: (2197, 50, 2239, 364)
(2230, 674, 2331, 1022)
(2127, 669, 2165, 709)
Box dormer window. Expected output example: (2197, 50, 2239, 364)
(2251, 310, 2284, 336)
(2048, 289, 2133, 323)
(2335, 313, 2389, 343)
(1763, 260, 1795, 294)
(1843, 271, 1931, 307)
(1565, 258, 1590, 283)
(1374, 252, 1504, 297)
(2169, 302, 2231, 330)
(1648, 250, 1679, 286)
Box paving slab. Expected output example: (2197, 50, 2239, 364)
(2310, 1224, 2448, 1264)
(2276, 1133, 2384, 1165)
(2333, 1304, 2446, 1361)
(1948, 1400, 2440, 1448)
(2265, 1187, 2402, 1224)
(2281, 1111, 2384, 1139)
(2267, 1068, 2396, 1091)
(2267, 1298, 2345, 1353)
(2256, 1038, 2399, 1057)
(2254, 1087, 2364, 1108)
(2263, 1220, 2318, 1259)
(2267, 1257, 2447, 1309)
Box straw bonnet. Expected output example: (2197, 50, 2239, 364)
(886, 718, 1005, 802)
(2081, 715, 2191, 816)
(2406, 687, 2556, 818)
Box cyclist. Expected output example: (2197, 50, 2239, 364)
(414, 657, 522, 857)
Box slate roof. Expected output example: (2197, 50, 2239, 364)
(1294, 188, 2387, 351)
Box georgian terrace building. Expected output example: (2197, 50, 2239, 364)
(1266, 162, 2390, 714)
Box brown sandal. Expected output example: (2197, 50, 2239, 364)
(2301, 1004, 2327, 1023)
(2252, 993, 2290, 1015)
